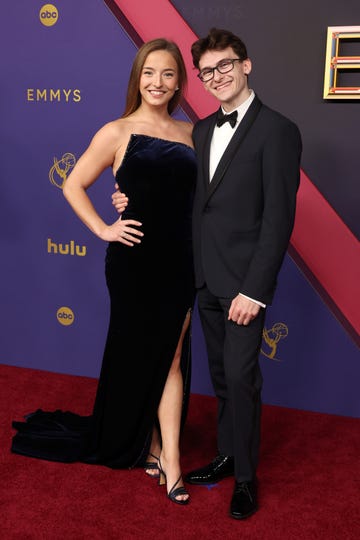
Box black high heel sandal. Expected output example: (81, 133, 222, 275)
(158, 458, 190, 505)
(144, 452, 160, 478)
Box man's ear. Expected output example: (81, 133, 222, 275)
(243, 58, 252, 76)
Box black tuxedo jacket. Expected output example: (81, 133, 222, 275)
(192, 96, 302, 305)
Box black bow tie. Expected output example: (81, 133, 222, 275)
(216, 109, 238, 128)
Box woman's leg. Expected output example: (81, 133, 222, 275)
(157, 311, 191, 502)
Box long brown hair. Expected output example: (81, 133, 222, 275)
(122, 39, 187, 117)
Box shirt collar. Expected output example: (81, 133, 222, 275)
(220, 90, 255, 124)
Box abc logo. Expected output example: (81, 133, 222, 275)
(39, 4, 58, 27)
(57, 306, 75, 326)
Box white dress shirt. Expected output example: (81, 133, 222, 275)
(209, 90, 255, 181)
(209, 90, 266, 309)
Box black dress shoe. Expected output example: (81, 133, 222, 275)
(185, 455, 234, 485)
(230, 480, 258, 520)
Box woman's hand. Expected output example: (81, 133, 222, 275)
(112, 183, 128, 214)
(100, 217, 143, 246)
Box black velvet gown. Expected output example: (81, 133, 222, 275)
(11, 134, 197, 468)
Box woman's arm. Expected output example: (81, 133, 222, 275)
(63, 123, 143, 246)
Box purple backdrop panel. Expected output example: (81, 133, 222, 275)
(260, 256, 360, 418)
(0, 1, 137, 376)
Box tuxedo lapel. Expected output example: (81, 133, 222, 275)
(205, 97, 262, 203)
(201, 114, 217, 187)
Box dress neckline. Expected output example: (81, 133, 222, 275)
(131, 133, 193, 150)
(114, 133, 194, 178)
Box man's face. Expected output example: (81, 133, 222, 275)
(198, 47, 252, 112)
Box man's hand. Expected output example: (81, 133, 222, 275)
(228, 294, 261, 326)
(112, 183, 128, 213)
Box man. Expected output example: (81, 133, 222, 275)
(185, 28, 301, 520)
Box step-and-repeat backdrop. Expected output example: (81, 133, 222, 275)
(1, 1, 359, 417)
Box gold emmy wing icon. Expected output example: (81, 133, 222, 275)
(261, 322, 289, 361)
(49, 153, 76, 189)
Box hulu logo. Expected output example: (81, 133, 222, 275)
(47, 238, 86, 256)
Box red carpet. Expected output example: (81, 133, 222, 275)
(1, 364, 360, 539)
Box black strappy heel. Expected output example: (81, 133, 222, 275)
(144, 452, 160, 478)
(158, 458, 189, 505)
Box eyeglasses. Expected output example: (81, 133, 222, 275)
(197, 58, 242, 82)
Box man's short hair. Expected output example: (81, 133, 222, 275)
(191, 28, 248, 69)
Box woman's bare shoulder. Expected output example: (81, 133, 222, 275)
(174, 119, 193, 135)
(96, 118, 131, 138)
(172, 119, 194, 146)
(87, 118, 132, 153)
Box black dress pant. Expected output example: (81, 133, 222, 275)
(197, 285, 266, 482)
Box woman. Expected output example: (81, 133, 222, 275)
(12, 39, 196, 505)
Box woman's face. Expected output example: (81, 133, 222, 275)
(139, 50, 179, 108)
